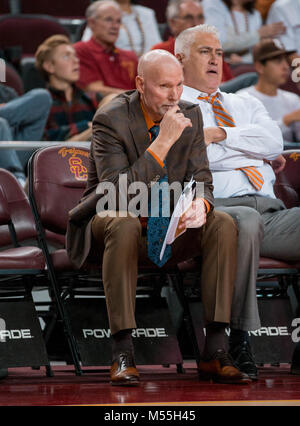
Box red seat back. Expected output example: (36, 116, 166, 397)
(274, 150, 300, 208)
(0, 0, 10, 14)
(4, 63, 24, 95)
(0, 185, 10, 226)
(20, 0, 90, 18)
(0, 169, 38, 247)
(30, 145, 89, 235)
(0, 14, 68, 56)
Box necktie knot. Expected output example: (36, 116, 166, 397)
(149, 125, 160, 142)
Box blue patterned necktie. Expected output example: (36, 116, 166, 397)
(147, 125, 172, 267)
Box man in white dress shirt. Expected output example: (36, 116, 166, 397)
(175, 23, 300, 379)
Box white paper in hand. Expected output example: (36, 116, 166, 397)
(160, 177, 195, 261)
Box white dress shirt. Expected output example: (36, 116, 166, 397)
(181, 85, 283, 199)
(267, 0, 300, 55)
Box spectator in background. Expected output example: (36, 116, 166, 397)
(74, 1, 138, 96)
(35, 35, 101, 142)
(202, 0, 285, 64)
(152, 0, 258, 93)
(152, 0, 234, 82)
(82, 0, 162, 57)
(0, 83, 51, 185)
(267, 0, 300, 63)
(238, 39, 300, 142)
(255, 0, 276, 21)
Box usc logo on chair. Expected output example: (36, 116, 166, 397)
(58, 147, 88, 181)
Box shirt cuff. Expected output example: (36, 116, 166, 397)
(147, 148, 165, 169)
(201, 198, 211, 214)
(219, 126, 240, 147)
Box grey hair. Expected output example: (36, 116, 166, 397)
(166, 0, 202, 21)
(174, 24, 220, 59)
(85, 0, 120, 19)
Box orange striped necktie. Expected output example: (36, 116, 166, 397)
(197, 93, 264, 191)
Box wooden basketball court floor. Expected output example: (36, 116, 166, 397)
(1, 361, 300, 407)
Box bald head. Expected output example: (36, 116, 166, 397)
(136, 50, 184, 122)
(138, 50, 182, 78)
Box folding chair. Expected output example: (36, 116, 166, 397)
(28, 145, 90, 375)
(274, 149, 300, 208)
(28, 145, 201, 374)
(0, 168, 51, 376)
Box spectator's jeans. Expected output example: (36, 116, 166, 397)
(0, 117, 24, 178)
(0, 88, 51, 172)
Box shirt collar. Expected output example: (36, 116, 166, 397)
(89, 37, 118, 54)
(140, 99, 156, 131)
(47, 83, 81, 101)
(182, 85, 223, 102)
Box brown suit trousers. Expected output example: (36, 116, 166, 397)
(91, 210, 237, 336)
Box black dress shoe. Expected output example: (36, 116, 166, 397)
(230, 341, 258, 380)
(291, 342, 300, 375)
(110, 352, 140, 386)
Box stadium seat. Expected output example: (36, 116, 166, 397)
(0, 168, 51, 375)
(19, 0, 90, 18)
(3, 62, 24, 95)
(274, 149, 300, 209)
(0, 0, 10, 15)
(0, 14, 69, 57)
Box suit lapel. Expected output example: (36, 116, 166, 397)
(128, 91, 150, 157)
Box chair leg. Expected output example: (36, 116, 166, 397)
(46, 270, 83, 376)
(171, 272, 202, 367)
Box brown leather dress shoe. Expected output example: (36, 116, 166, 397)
(198, 349, 252, 384)
(110, 352, 140, 386)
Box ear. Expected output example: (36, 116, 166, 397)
(42, 59, 55, 75)
(176, 53, 185, 65)
(87, 17, 96, 32)
(255, 61, 265, 75)
(135, 75, 144, 94)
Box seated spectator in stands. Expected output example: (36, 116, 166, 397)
(255, 0, 276, 22)
(238, 39, 300, 142)
(82, 0, 162, 57)
(0, 83, 51, 185)
(152, 0, 235, 82)
(152, 0, 258, 93)
(267, 0, 300, 63)
(74, 1, 138, 96)
(203, 0, 286, 64)
(35, 35, 101, 142)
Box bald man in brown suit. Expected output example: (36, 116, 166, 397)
(67, 50, 250, 385)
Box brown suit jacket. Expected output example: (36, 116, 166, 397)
(66, 90, 214, 268)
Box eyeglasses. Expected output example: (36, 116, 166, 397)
(175, 14, 204, 23)
(94, 16, 121, 25)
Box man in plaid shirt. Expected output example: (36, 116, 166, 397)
(35, 35, 102, 142)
